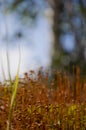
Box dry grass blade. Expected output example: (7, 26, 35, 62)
(6, 44, 21, 130)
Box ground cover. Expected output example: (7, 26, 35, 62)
(0, 67, 86, 130)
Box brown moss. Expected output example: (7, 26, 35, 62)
(0, 68, 86, 130)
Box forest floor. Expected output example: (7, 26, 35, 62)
(0, 69, 86, 130)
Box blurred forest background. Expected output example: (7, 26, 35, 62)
(0, 0, 86, 81)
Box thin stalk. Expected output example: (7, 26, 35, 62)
(2, 0, 12, 86)
(7, 44, 21, 130)
(0, 50, 6, 83)
(2, 1, 21, 130)
(1, 1, 21, 129)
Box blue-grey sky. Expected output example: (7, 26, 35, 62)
(0, 8, 52, 81)
(0, 1, 77, 82)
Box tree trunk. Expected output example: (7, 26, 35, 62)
(49, 0, 65, 69)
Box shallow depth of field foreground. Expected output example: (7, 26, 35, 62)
(0, 67, 86, 130)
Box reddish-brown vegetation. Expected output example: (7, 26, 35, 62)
(0, 67, 86, 130)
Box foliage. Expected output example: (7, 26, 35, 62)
(0, 67, 86, 130)
(2, 0, 86, 71)
(3, 0, 47, 25)
(49, 0, 86, 71)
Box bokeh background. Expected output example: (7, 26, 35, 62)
(0, 0, 86, 81)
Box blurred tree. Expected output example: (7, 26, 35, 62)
(1, 0, 48, 39)
(2, 0, 46, 23)
(49, 0, 86, 73)
(48, 0, 65, 70)
(2, 0, 86, 73)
